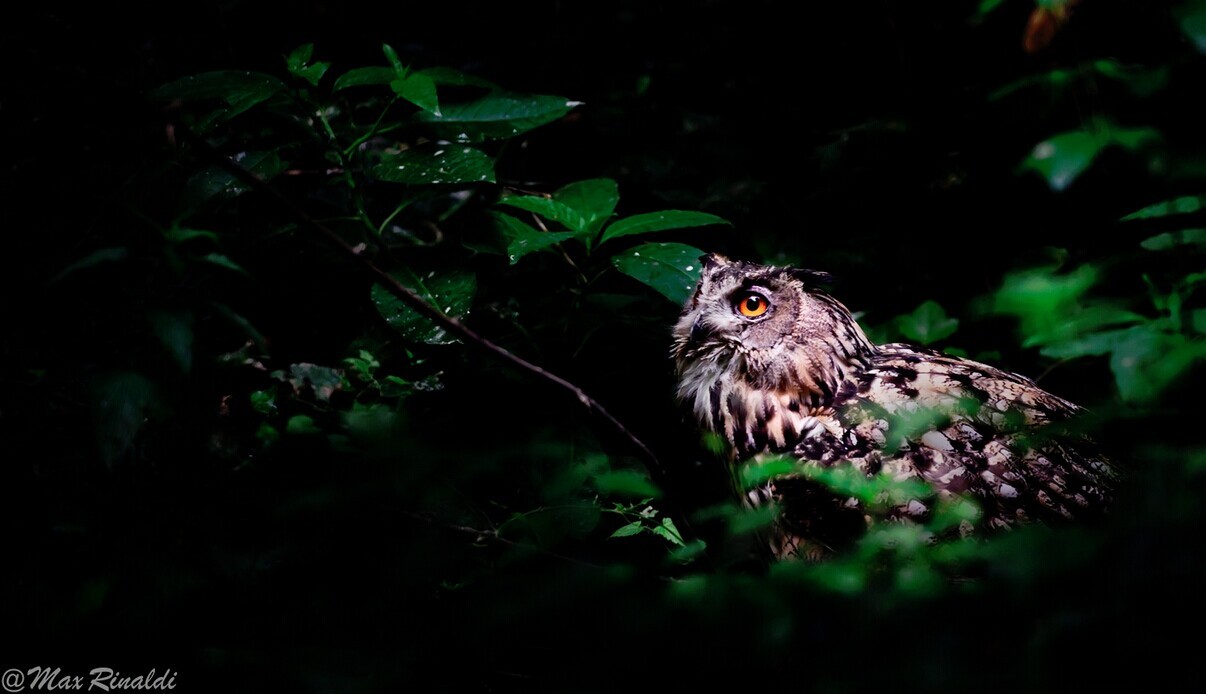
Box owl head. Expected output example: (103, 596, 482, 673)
(672, 254, 875, 423)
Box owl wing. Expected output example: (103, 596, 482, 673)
(827, 344, 1118, 530)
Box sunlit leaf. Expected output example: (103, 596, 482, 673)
(371, 145, 495, 185)
(651, 517, 685, 546)
(599, 210, 730, 245)
(492, 212, 577, 264)
(415, 92, 580, 143)
(895, 300, 959, 345)
(372, 267, 476, 345)
(609, 521, 644, 538)
(612, 242, 707, 304)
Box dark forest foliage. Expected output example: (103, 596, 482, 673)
(3, 1, 1206, 691)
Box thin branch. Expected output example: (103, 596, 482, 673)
(174, 129, 669, 486)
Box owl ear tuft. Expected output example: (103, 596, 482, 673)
(788, 268, 833, 286)
(700, 253, 729, 271)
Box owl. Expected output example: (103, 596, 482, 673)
(672, 254, 1118, 560)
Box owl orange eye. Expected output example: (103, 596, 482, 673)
(737, 293, 770, 317)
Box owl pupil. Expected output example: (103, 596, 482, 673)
(746, 297, 761, 311)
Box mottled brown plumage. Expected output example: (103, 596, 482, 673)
(673, 254, 1117, 559)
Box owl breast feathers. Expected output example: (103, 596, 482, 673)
(672, 254, 1118, 560)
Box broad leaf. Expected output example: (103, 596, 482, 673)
(554, 178, 618, 237)
(612, 243, 707, 304)
(391, 72, 440, 116)
(184, 150, 285, 206)
(372, 267, 476, 344)
(1021, 131, 1101, 192)
(496, 195, 589, 232)
(152, 71, 286, 128)
(1176, 0, 1206, 53)
(415, 92, 580, 142)
(593, 470, 662, 499)
(149, 310, 194, 373)
(286, 43, 330, 87)
(371, 145, 495, 185)
(651, 517, 685, 546)
(333, 67, 396, 91)
(895, 300, 959, 345)
(609, 522, 644, 538)
(599, 210, 730, 244)
(492, 212, 576, 264)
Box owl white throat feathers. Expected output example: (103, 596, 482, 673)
(672, 254, 1117, 560)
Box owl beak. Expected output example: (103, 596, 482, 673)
(689, 316, 714, 344)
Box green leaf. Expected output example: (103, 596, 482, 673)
(391, 72, 440, 116)
(894, 300, 959, 345)
(739, 457, 798, 490)
(1140, 228, 1206, 251)
(51, 247, 129, 282)
(593, 470, 662, 499)
(1121, 195, 1206, 221)
(381, 43, 405, 71)
(415, 92, 580, 143)
(609, 521, 645, 538)
(372, 267, 476, 345)
(201, 253, 249, 275)
(152, 71, 286, 128)
(1021, 131, 1102, 192)
(371, 144, 495, 185)
(286, 415, 322, 435)
(1192, 309, 1206, 335)
(333, 66, 397, 91)
(249, 390, 276, 415)
(285, 43, 330, 87)
(612, 242, 707, 304)
(1175, 0, 1206, 53)
(599, 210, 730, 245)
(667, 539, 708, 564)
(651, 517, 685, 546)
(149, 310, 194, 372)
(496, 195, 589, 233)
(491, 212, 576, 264)
(184, 150, 286, 206)
(554, 179, 619, 237)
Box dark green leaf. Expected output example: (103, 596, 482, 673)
(667, 539, 708, 564)
(599, 210, 730, 244)
(1176, 0, 1206, 53)
(152, 71, 286, 127)
(184, 151, 285, 205)
(51, 248, 129, 282)
(149, 310, 194, 372)
(286, 43, 330, 87)
(391, 72, 440, 116)
(593, 470, 662, 499)
(165, 226, 218, 245)
(249, 390, 276, 415)
(371, 145, 495, 185)
(286, 415, 322, 435)
(382, 43, 405, 71)
(612, 242, 707, 304)
(92, 371, 159, 467)
(1192, 309, 1206, 335)
(333, 67, 397, 91)
(609, 521, 645, 538)
(740, 457, 798, 490)
(201, 253, 249, 275)
(894, 300, 959, 345)
(415, 92, 580, 143)
(372, 267, 476, 345)
(492, 212, 577, 264)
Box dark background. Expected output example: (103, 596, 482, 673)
(3, 1, 1204, 691)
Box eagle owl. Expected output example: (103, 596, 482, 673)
(672, 254, 1118, 560)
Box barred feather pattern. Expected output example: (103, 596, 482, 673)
(673, 255, 1118, 560)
